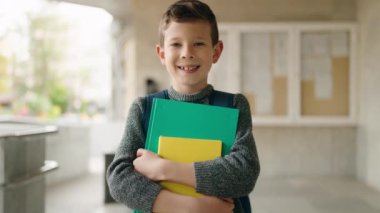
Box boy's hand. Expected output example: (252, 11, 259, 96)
(153, 190, 234, 213)
(133, 148, 166, 181)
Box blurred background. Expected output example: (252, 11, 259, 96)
(1, 0, 380, 213)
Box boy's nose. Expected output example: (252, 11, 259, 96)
(181, 46, 195, 59)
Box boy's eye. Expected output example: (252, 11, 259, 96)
(170, 43, 181, 47)
(194, 42, 205, 47)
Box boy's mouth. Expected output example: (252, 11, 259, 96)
(177, 65, 200, 73)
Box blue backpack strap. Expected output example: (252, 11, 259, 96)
(142, 90, 169, 135)
(209, 90, 234, 108)
(239, 195, 252, 213)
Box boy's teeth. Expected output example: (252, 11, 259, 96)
(180, 66, 197, 71)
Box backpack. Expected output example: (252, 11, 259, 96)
(142, 89, 252, 213)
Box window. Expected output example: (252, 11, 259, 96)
(210, 23, 357, 125)
(0, 1, 112, 121)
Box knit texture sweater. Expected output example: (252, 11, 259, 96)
(107, 85, 260, 213)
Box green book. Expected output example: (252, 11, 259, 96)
(146, 98, 239, 156)
(134, 98, 239, 213)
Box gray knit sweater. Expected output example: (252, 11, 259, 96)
(107, 85, 260, 213)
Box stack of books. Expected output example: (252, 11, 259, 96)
(146, 98, 239, 195)
(134, 98, 239, 213)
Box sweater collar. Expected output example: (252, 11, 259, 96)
(168, 85, 214, 103)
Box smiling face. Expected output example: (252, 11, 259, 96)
(156, 21, 223, 94)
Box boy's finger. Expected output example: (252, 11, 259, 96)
(136, 148, 145, 157)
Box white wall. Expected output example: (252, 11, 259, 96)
(255, 126, 356, 177)
(357, 0, 380, 191)
(46, 125, 90, 185)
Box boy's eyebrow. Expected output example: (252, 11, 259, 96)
(166, 36, 209, 42)
(165, 37, 181, 44)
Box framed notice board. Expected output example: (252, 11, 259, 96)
(210, 22, 356, 125)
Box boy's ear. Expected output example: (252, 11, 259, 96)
(156, 44, 165, 65)
(212, 41, 224, 63)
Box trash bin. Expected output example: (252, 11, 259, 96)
(104, 153, 115, 203)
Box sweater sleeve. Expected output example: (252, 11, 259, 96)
(194, 93, 260, 198)
(106, 98, 162, 212)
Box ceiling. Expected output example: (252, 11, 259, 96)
(55, 0, 132, 21)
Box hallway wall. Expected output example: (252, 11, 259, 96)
(357, 0, 380, 191)
(255, 126, 356, 177)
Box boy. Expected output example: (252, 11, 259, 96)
(107, 0, 260, 212)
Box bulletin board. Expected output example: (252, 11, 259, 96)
(242, 32, 288, 116)
(300, 31, 350, 116)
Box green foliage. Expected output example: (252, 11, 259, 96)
(25, 93, 52, 116)
(0, 55, 10, 93)
(28, 13, 69, 94)
(49, 84, 70, 113)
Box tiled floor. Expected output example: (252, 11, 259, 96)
(252, 177, 380, 213)
(46, 172, 380, 213)
(46, 172, 131, 213)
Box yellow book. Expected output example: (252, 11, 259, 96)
(158, 136, 222, 197)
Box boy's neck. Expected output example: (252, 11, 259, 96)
(168, 85, 213, 102)
(172, 84, 209, 95)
